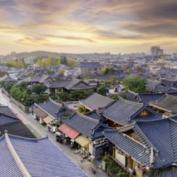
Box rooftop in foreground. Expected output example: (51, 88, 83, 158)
(0, 133, 87, 177)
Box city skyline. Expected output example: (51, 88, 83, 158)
(0, 0, 177, 54)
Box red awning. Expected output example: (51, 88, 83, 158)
(58, 123, 79, 139)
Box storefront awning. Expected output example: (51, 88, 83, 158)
(43, 116, 53, 124)
(75, 135, 90, 147)
(58, 123, 79, 139)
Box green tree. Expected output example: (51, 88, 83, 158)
(78, 105, 89, 114)
(97, 84, 107, 96)
(122, 75, 146, 93)
(6, 59, 26, 68)
(67, 58, 77, 67)
(35, 58, 60, 68)
(0, 81, 14, 92)
(31, 84, 47, 94)
(101, 67, 112, 75)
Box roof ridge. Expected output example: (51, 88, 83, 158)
(49, 98, 62, 107)
(77, 112, 99, 123)
(168, 120, 177, 164)
(119, 97, 143, 106)
(134, 123, 158, 152)
(105, 128, 147, 149)
(0, 134, 5, 141)
(5, 133, 32, 177)
(8, 133, 48, 142)
(0, 106, 18, 120)
(121, 131, 147, 149)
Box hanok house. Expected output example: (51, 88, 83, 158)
(45, 79, 95, 96)
(145, 79, 177, 93)
(57, 113, 108, 159)
(79, 93, 114, 111)
(103, 97, 145, 127)
(149, 94, 177, 118)
(104, 118, 177, 177)
(33, 99, 68, 132)
(0, 133, 87, 177)
(131, 92, 177, 106)
(0, 105, 34, 138)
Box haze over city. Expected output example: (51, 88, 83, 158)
(0, 0, 177, 54)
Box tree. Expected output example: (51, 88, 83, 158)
(6, 59, 26, 68)
(78, 105, 89, 114)
(0, 81, 14, 92)
(31, 84, 47, 94)
(67, 58, 77, 67)
(35, 58, 60, 68)
(101, 67, 112, 75)
(97, 84, 107, 96)
(122, 75, 146, 93)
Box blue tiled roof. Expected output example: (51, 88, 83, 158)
(105, 118, 177, 169)
(0, 106, 17, 119)
(64, 113, 103, 139)
(149, 94, 177, 114)
(80, 93, 113, 111)
(37, 100, 61, 119)
(104, 129, 150, 166)
(0, 136, 22, 177)
(134, 110, 162, 122)
(136, 119, 177, 168)
(138, 93, 163, 106)
(0, 115, 18, 125)
(85, 111, 102, 120)
(103, 98, 144, 125)
(138, 92, 177, 106)
(0, 134, 87, 177)
(0, 106, 19, 126)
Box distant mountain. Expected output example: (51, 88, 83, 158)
(3, 51, 62, 60)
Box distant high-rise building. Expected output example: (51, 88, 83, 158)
(150, 46, 164, 59)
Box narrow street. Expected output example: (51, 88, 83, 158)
(0, 89, 108, 177)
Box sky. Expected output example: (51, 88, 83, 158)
(0, 0, 177, 54)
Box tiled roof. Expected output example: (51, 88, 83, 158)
(65, 79, 92, 90)
(134, 112, 162, 121)
(85, 111, 102, 120)
(150, 94, 177, 113)
(138, 92, 177, 106)
(46, 80, 71, 89)
(103, 98, 144, 125)
(104, 129, 150, 166)
(136, 119, 177, 168)
(0, 115, 18, 126)
(0, 134, 87, 177)
(0, 121, 35, 138)
(37, 100, 62, 119)
(0, 136, 22, 177)
(64, 113, 103, 139)
(46, 79, 92, 90)
(80, 93, 114, 111)
(138, 93, 163, 106)
(105, 118, 177, 169)
(0, 106, 17, 119)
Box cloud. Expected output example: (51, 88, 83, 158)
(0, 0, 177, 53)
(46, 34, 95, 43)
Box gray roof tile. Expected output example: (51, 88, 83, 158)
(80, 93, 113, 111)
(150, 94, 177, 113)
(105, 118, 177, 169)
(103, 98, 144, 125)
